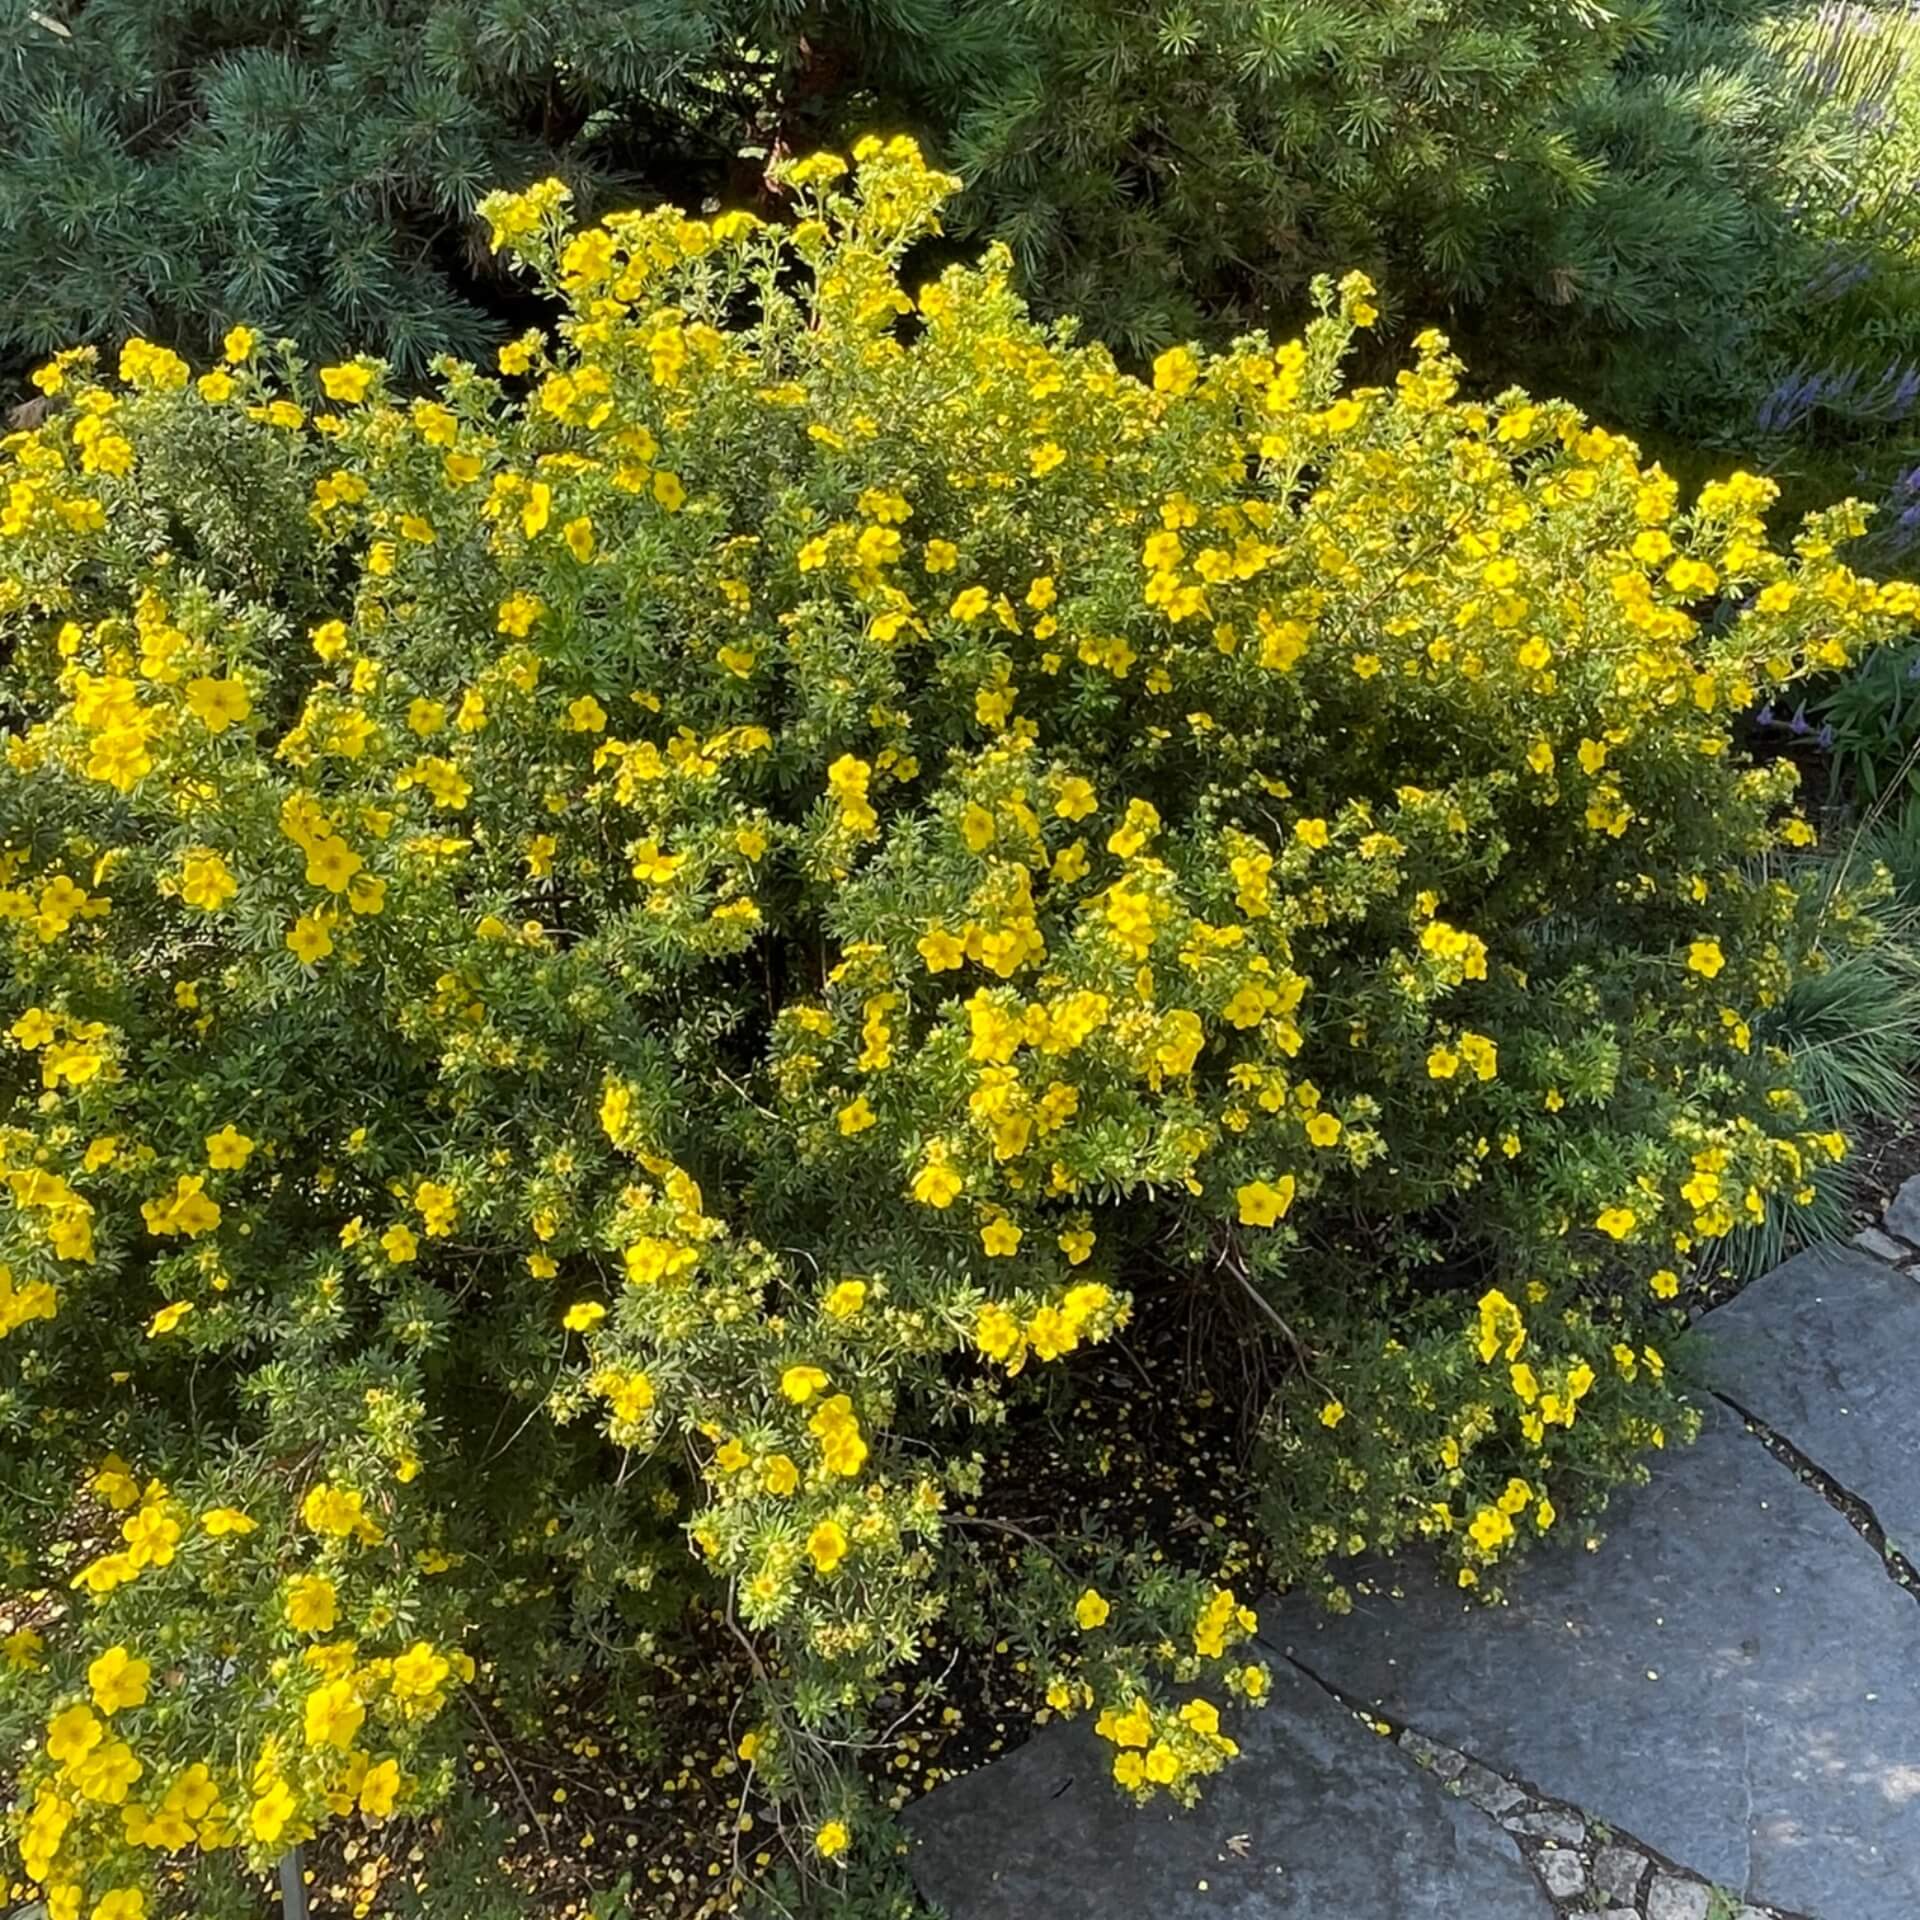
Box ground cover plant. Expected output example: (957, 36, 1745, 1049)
(2, 139, 1918, 1917)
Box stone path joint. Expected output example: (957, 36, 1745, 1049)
(1282, 1651, 1806, 1920)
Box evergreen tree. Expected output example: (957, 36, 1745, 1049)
(0, 0, 1004, 377)
(942, 0, 1638, 358)
(7, 0, 1920, 513)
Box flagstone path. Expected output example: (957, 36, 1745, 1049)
(907, 1213, 1920, 1920)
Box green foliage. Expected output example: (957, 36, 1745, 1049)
(0, 0, 1003, 378)
(1810, 640, 1920, 799)
(1858, 785, 1920, 907)
(1769, 936, 1920, 1124)
(13, 0, 1920, 536)
(1718, 899, 1920, 1277)
(940, 0, 1630, 360)
(3, 142, 1919, 1914)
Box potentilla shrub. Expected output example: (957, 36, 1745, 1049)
(1, 137, 1914, 1914)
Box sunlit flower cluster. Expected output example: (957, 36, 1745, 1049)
(1, 135, 1914, 1901)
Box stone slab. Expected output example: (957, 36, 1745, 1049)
(1851, 1225, 1910, 1265)
(1883, 1173, 1920, 1245)
(905, 1655, 1551, 1920)
(1272, 1398, 1920, 1920)
(1705, 1243, 1920, 1554)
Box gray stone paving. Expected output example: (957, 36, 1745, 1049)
(1706, 1242, 1920, 1554)
(1274, 1396, 1920, 1919)
(908, 1212, 1920, 1920)
(905, 1655, 1552, 1919)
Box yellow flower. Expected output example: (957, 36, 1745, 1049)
(1236, 1177, 1295, 1227)
(304, 1677, 365, 1750)
(285, 1574, 338, 1635)
(918, 926, 965, 971)
(1153, 345, 1199, 395)
(980, 1218, 1023, 1257)
(359, 1757, 401, 1818)
(1594, 1207, 1637, 1241)
(1074, 1588, 1110, 1630)
(87, 1645, 151, 1714)
(1319, 1399, 1346, 1429)
(823, 1279, 867, 1318)
(836, 1095, 877, 1135)
(146, 1300, 194, 1337)
(912, 1155, 964, 1208)
(250, 1777, 297, 1844)
(205, 1125, 255, 1169)
(1687, 939, 1726, 979)
(389, 1640, 451, 1701)
(975, 1303, 1024, 1365)
(780, 1365, 829, 1403)
(286, 914, 334, 963)
(808, 1394, 868, 1476)
(807, 1521, 849, 1574)
(814, 1817, 850, 1859)
(320, 362, 373, 404)
(1054, 776, 1097, 819)
(1650, 1268, 1681, 1299)
(142, 1174, 221, 1239)
(1468, 1506, 1514, 1552)
(4, 1626, 45, 1670)
(1180, 1697, 1220, 1735)
(179, 850, 238, 912)
(47, 1701, 103, 1766)
(185, 675, 252, 732)
(562, 1301, 606, 1332)
(305, 835, 364, 893)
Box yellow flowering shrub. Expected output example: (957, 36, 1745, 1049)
(1, 136, 1916, 1905)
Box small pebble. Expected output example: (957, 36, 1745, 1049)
(1853, 1225, 1910, 1264)
(1536, 1848, 1586, 1899)
(1594, 1843, 1649, 1904)
(1509, 1807, 1585, 1848)
(1455, 1761, 1524, 1816)
(1646, 1873, 1711, 1920)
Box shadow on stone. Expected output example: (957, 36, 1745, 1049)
(904, 1655, 1550, 1919)
(1273, 1398, 1920, 1920)
(1704, 1243, 1920, 1555)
